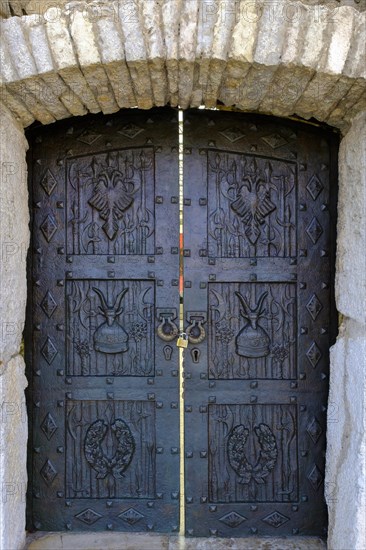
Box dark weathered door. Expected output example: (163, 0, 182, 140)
(27, 108, 336, 538)
(183, 110, 337, 537)
(26, 109, 180, 532)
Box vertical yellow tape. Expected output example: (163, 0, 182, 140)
(178, 109, 185, 537)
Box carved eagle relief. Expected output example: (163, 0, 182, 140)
(88, 169, 135, 240)
(230, 169, 276, 245)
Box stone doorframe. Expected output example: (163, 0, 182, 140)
(0, 2, 365, 549)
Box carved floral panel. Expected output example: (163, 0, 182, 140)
(207, 152, 296, 258)
(66, 279, 155, 376)
(208, 282, 296, 379)
(208, 404, 298, 503)
(66, 148, 155, 255)
(66, 400, 155, 499)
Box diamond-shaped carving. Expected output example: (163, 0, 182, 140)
(306, 416, 323, 444)
(40, 214, 57, 243)
(77, 130, 101, 145)
(40, 412, 58, 440)
(306, 217, 323, 244)
(40, 459, 57, 486)
(307, 464, 324, 491)
(219, 511, 247, 528)
(40, 291, 57, 318)
(118, 123, 144, 140)
(261, 133, 288, 149)
(75, 508, 102, 525)
(262, 510, 290, 528)
(307, 174, 324, 200)
(306, 341, 322, 368)
(118, 507, 145, 525)
(219, 127, 245, 143)
(40, 169, 58, 196)
(306, 293, 323, 320)
(41, 337, 58, 365)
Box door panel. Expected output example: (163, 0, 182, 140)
(26, 109, 180, 532)
(183, 110, 337, 537)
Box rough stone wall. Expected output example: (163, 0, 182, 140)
(0, 0, 364, 131)
(326, 111, 366, 550)
(1, 0, 365, 18)
(0, 103, 29, 550)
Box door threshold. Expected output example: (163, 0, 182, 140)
(25, 532, 327, 550)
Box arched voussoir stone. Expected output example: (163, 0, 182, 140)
(0, 0, 365, 131)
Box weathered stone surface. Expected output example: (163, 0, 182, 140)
(336, 111, 366, 324)
(23, 15, 86, 117)
(0, 0, 363, 127)
(321, 6, 355, 75)
(118, 0, 153, 109)
(45, 11, 100, 113)
(326, 319, 366, 550)
(67, 6, 118, 114)
(344, 12, 366, 79)
(178, 0, 199, 108)
(140, 0, 167, 107)
(162, 0, 182, 106)
(0, 103, 29, 367)
(0, 354, 28, 550)
(205, 0, 237, 108)
(93, 6, 136, 109)
(25, 533, 327, 550)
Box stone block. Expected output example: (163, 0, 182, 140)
(321, 6, 355, 75)
(0, 354, 28, 550)
(336, 111, 366, 324)
(45, 12, 100, 113)
(178, 0, 199, 107)
(301, 6, 330, 69)
(254, 0, 289, 67)
(0, 104, 29, 366)
(94, 9, 136, 108)
(343, 13, 366, 79)
(0, 83, 34, 126)
(228, 0, 262, 64)
(327, 80, 365, 131)
(68, 7, 118, 114)
(117, 0, 153, 109)
(326, 319, 366, 550)
(162, 0, 181, 104)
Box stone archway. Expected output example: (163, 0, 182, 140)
(0, 2, 365, 549)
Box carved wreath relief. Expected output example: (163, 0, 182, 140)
(207, 152, 296, 258)
(66, 400, 155, 499)
(67, 148, 155, 255)
(209, 282, 296, 379)
(209, 404, 298, 503)
(67, 280, 154, 376)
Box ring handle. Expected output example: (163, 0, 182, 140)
(156, 308, 179, 342)
(186, 312, 207, 344)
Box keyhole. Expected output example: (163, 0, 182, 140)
(191, 348, 200, 363)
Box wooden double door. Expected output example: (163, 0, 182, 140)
(26, 108, 337, 537)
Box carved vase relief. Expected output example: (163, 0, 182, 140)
(67, 279, 154, 376)
(208, 404, 298, 503)
(66, 148, 155, 255)
(207, 152, 296, 258)
(209, 282, 296, 379)
(66, 400, 155, 499)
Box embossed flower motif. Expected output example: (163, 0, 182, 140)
(74, 339, 91, 357)
(216, 323, 234, 344)
(130, 322, 147, 342)
(271, 343, 289, 363)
